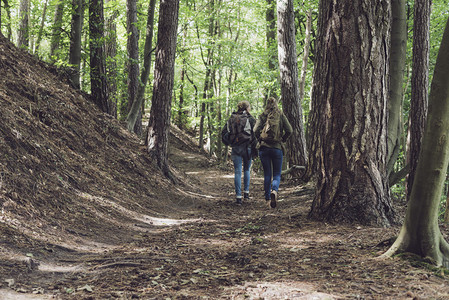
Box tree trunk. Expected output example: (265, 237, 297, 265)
(104, 0, 118, 117)
(17, 0, 29, 49)
(125, 0, 141, 134)
(406, 0, 430, 201)
(277, 0, 308, 175)
(89, 0, 109, 113)
(386, 0, 407, 179)
(298, 8, 312, 104)
(265, 0, 277, 101)
(34, 0, 49, 55)
(68, 0, 83, 89)
(50, 0, 64, 59)
(146, 0, 179, 178)
(308, 0, 394, 226)
(127, 0, 156, 132)
(383, 16, 449, 267)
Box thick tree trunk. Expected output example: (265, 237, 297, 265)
(406, 0, 430, 201)
(383, 17, 449, 267)
(50, 0, 64, 59)
(308, 0, 394, 226)
(277, 0, 308, 175)
(386, 0, 407, 179)
(146, 0, 179, 178)
(17, 0, 29, 49)
(3, 0, 12, 40)
(127, 0, 156, 132)
(89, 0, 109, 113)
(69, 0, 83, 89)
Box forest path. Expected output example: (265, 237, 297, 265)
(2, 132, 449, 299)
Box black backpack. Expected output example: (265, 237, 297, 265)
(227, 112, 252, 146)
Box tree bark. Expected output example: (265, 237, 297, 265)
(406, 0, 430, 201)
(69, 0, 84, 89)
(386, 0, 407, 179)
(89, 0, 109, 113)
(298, 8, 312, 104)
(105, 0, 118, 117)
(308, 0, 394, 226)
(17, 0, 29, 49)
(125, 0, 141, 134)
(383, 16, 449, 267)
(127, 0, 156, 132)
(146, 0, 179, 178)
(2, 0, 12, 40)
(265, 0, 277, 101)
(277, 0, 308, 175)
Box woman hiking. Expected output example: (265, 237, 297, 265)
(254, 97, 292, 208)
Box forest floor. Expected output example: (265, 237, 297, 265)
(1, 34, 449, 299)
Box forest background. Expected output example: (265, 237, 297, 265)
(3, 0, 449, 264)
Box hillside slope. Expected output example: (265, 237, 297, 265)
(0, 34, 206, 259)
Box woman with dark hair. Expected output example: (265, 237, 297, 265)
(221, 101, 257, 205)
(254, 97, 292, 208)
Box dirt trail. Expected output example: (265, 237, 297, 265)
(4, 134, 449, 299)
(1, 33, 449, 299)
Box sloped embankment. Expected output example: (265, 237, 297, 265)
(0, 34, 202, 260)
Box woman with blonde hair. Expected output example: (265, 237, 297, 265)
(254, 97, 292, 208)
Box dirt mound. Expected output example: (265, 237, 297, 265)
(0, 33, 206, 257)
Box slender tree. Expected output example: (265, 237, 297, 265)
(68, 0, 84, 89)
(277, 0, 308, 174)
(17, 0, 29, 49)
(386, 0, 407, 182)
(382, 16, 449, 267)
(146, 0, 180, 178)
(308, 0, 394, 225)
(105, 0, 118, 117)
(406, 0, 430, 200)
(126, 0, 140, 134)
(89, 0, 109, 113)
(265, 0, 277, 101)
(34, 0, 49, 54)
(50, 0, 64, 59)
(127, 0, 157, 131)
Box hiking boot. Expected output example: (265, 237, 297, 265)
(244, 192, 250, 200)
(236, 198, 242, 205)
(270, 190, 277, 208)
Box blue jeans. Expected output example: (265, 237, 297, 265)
(259, 147, 283, 200)
(231, 147, 252, 198)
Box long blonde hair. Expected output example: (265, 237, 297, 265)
(264, 97, 280, 114)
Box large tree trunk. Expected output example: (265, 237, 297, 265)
(146, 0, 179, 178)
(277, 0, 308, 175)
(308, 0, 394, 226)
(383, 16, 449, 267)
(386, 0, 407, 179)
(127, 0, 156, 132)
(68, 0, 84, 89)
(405, 0, 430, 201)
(89, 0, 109, 113)
(50, 0, 64, 59)
(17, 0, 29, 49)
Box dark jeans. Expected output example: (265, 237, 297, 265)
(259, 147, 283, 200)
